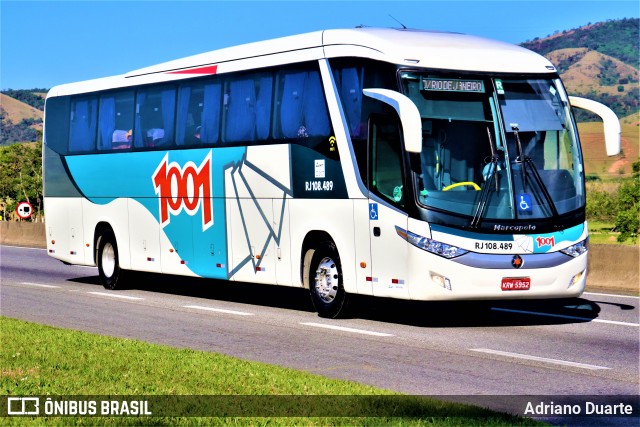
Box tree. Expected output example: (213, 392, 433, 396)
(615, 160, 640, 243)
(0, 143, 43, 221)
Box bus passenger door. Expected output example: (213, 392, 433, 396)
(368, 117, 409, 299)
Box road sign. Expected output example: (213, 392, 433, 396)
(16, 201, 33, 219)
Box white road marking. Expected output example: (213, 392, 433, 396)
(490, 307, 639, 327)
(87, 292, 144, 301)
(20, 282, 60, 289)
(300, 322, 393, 337)
(183, 305, 254, 316)
(470, 348, 610, 370)
(0, 244, 46, 251)
(584, 291, 639, 300)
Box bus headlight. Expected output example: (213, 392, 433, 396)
(396, 226, 468, 259)
(560, 238, 588, 258)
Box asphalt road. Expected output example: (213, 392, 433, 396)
(1, 244, 639, 425)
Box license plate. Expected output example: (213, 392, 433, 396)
(501, 277, 531, 291)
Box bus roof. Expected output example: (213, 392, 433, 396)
(48, 28, 555, 97)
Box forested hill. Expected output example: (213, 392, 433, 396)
(521, 18, 638, 67)
(520, 18, 639, 121)
(0, 92, 44, 146)
(1, 89, 47, 111)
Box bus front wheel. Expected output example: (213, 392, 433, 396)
(309, 242, 349, 318)
(97, 229, 126, 290)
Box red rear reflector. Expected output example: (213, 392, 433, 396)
(167, 65, 218, 75)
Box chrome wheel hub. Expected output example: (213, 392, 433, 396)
(102, 242, 116, 278)
(314, 257, 338, 303)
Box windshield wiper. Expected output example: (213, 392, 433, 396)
(470, 127, 500, 228)
(511, 124, 560, 218)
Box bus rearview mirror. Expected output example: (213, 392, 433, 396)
(569, 96, 620, 157)
(363, 88, 422, 153)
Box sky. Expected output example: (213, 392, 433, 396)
(1, 0, 638, 90)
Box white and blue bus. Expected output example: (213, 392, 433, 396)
(44, 28, 620, 317)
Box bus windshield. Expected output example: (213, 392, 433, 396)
(401, 72, 584, 224)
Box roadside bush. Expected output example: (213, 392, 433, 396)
(614, 160, 640, 242)
(586, 188, 617, 221)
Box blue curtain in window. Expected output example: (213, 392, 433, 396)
(340, 67, 363, 137)
(176, 86, 191, 145)
(134, 91, 147, 147)
(226, 79, 256, 142)
(99, 96, 115, 150)
(161, 89, 175, 145)
(202, 83, 221, 144)
(87, 98, 97, 150)
(255, 76, 272, 140)
(280, 72, 306, 138)
(303, 71, 330, 137)
(70, 100, 90, 151)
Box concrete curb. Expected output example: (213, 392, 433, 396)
(0, 221, 46, 249)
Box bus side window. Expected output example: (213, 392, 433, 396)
(225, 78, 256, 142)
(337, 67, 364, 137)
(279, 71, 306, 138)
(201, 82, 222, 144)
(134, 86, 176, 148)
(302, 71, 330, 137)
(369, 116, 405, 207)
(176, 80, 222, 146)
(69, 97, 97, 152)
(277, 69, 331, 140)
(256, 75, 273, 141)
(98, 91, 134, 151)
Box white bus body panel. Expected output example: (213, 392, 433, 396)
(406, 247, 587, 301)
(323, 28, 555, 73)
(224, 144, 293, 286)
(369, 201, 409, 299)
(49, 28, 556, 99)
(288, 198, 357, 293)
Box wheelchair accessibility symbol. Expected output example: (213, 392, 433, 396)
(369, 203, 379, 220)
(517, 193, 532, 213)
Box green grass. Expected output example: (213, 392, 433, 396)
(0, 317, 542, 426)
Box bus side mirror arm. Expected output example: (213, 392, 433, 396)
(363, 88, 422, 153)
(569, 96, 621, 156)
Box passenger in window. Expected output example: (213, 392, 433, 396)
(193, 126, 201, 142)
(146, 128, 165, 147)
(111, 129, 132, 150)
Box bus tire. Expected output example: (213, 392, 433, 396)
(97, 229, 126, 290)
(309, 241, 349, 318)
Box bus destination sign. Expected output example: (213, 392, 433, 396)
(422, 78, 484, 93)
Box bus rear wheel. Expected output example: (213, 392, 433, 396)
(97, 229, 126, 290)
(309, 242, 349, 318)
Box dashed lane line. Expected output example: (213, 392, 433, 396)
(470, 348, 610, 370)
(183, 305, 255, 316)
(20, 282, 60, 289)
(300, 322, 393, 337)
(87, 291, 144, 301)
